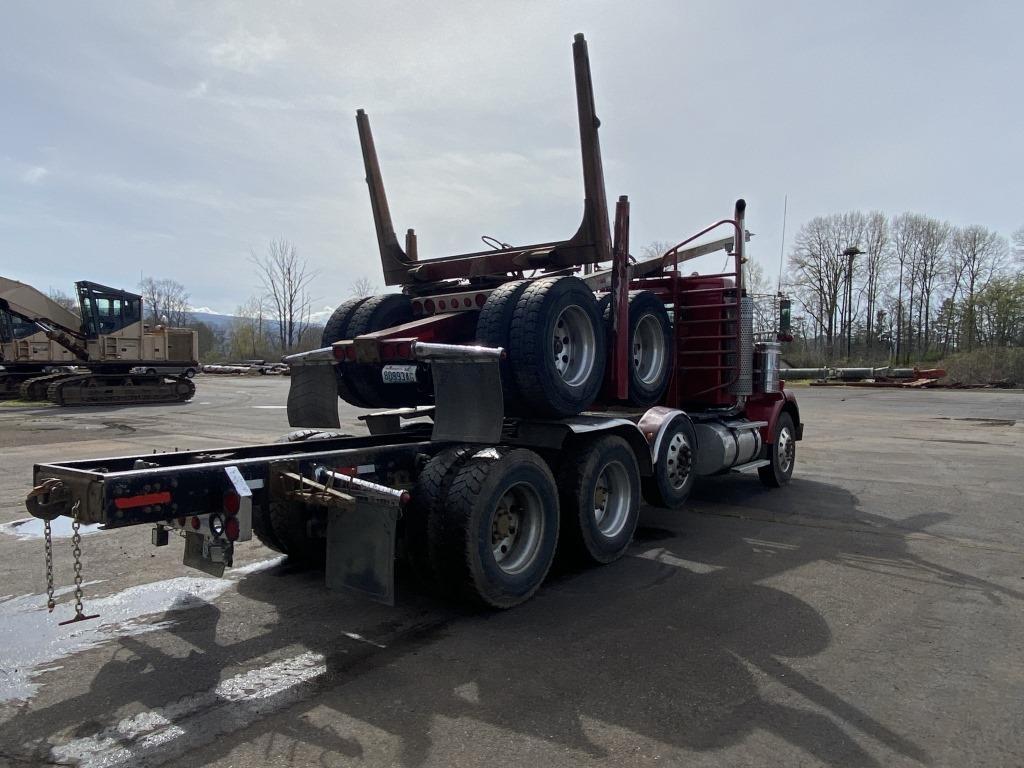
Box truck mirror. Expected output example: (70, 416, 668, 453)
(778, 298, 792, 341)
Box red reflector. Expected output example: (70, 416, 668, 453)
(382, 342, 396, 359)
(176, 517, 186, 527)
(424, 298, 435, 314)
(332, 345, 345, 361)
(397, 342, 412, 359)
(475, 293, 486, 307)
(399, 490, 412, 507)
(223, 492, 240, 515)
(190, 516, 201, 530)
(463, 297, 472, 307)
(336, 466, 356, 476)
(346, 346, 357, 361)
(224, 516, 240, 541)
(411, 301, 423, 316)
(438, 299, 446, 310)
(114, 491, 172, 510)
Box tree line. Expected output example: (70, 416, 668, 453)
(783, 212, 1023, 366)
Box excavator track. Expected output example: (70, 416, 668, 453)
(19, 372, 76, 401)
(47, 373, 196, 406)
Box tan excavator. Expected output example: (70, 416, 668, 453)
(0, 277, 198, 405)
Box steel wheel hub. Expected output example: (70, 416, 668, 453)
(777, 427, 794, 473)
(490, 482, 544, 575)
(552, 305, 597, 387)
(632, 313, 666, 385)
(593, 460, 631, 537)
(665, 431, 693, 490)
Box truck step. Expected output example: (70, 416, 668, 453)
(731, 459, 770, 473)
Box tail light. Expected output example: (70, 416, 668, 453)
(224, 516, 240, 541)
(424, 298, 435, 314)
(223, 491, 240, 515)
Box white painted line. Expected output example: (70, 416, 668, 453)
(49, 651, 329, 768)
(631, 547, 725, 574)
(250, 405, 286, 409)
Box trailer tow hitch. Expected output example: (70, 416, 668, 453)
(26, 480, 99, 624)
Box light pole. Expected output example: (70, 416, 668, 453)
(842, 246, 864, 361)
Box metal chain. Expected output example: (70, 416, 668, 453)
(70, 505, 84, 618)
(44, 519, 56, 612)
(70, 502, 85, 618)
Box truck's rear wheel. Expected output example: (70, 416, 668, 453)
(509, 276, 606, 417)
(758, 412, 796, 488)
(321, 296, 372, 407)
(403, 445, 474, 588)
(642, 414, 696, 509)
(559, 435, 640, 564)
(437, 448, 559, 608)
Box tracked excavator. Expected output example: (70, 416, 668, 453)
(0, 277, 198, 405)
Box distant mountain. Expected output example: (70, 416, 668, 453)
(187, 308, 330, 332)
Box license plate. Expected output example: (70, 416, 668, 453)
(381, 365, 418, 384)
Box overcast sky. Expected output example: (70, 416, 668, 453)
(2, 1, 1020, 315)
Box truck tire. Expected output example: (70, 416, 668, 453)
(344, 294, 420, 408)
(758, 412, 796, 488)
(558, 435, 640, 564)
(321, 296, 372, 407)
(642, 414, 696, 509)
(476, 279, 531, 405)
(273, 430, 350, 443)
(403, 445, 475, 588)
(269, 501, 326, 568)
(436, 448, 559, 608)
(616, 291, 672, 407)
(509, 276, 606, 417)
(252, 503, 287, 554)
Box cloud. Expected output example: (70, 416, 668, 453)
(21, 166, 49, 184)
(209, 30, 286, 73)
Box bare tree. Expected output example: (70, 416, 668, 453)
(231, 295, 269, 360)
(249, 239, 317, 352)
(350, 277, 376, 298)
(139, 277, 191, 326)
(949, 225, 1008, 351)
(1012, 226, 1024, 262)
(860, 212, 889, 355)
(46, 288, 79, 316)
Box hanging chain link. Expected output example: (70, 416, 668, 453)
(58, 500, 99, 626)
(44, 518, 56, 612)
(70, 501, 85, 617)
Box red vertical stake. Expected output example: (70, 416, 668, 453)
(610, 195, 630, 401)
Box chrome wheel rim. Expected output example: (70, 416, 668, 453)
(490, 482, 544, 575)
(665, 430, 693, 490)
(632, 313, 666, 386)
(552, 305, 597, 388)
(593, 460, 631, 538)
(777, 426, 794, 473)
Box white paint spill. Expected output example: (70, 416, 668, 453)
(0, 557, 283, 702)
(632, 547, 725, 574)
(49, 651, 329, 768)
(0, 517, 103, 540)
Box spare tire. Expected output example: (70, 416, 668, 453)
(509, 276, 606, 418)
(476, 279, 531, 406)
(321, 296, 372, 407)
(344, 294, 423, 408)
(604, 291, 672, 407)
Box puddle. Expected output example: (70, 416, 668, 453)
(0, 517, 103, 540)
(0, 557, 284, 702)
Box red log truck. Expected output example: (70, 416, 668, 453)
(25, 34, 801, 620)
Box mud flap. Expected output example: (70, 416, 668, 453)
(183, 531, 229, 577)
(430, 358, 503, 443)
(287, 364, 341, 429)
(326, 501, 398, 605)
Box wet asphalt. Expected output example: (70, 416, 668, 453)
(0, 378, 1022, 767)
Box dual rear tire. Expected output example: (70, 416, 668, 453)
(404, 437, 641, 608)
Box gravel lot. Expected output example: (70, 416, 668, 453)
(1, 377, 1022, 767)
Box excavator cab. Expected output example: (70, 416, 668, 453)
(75, 281, 143, 339)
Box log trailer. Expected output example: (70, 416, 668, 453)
(25, 34, 802, 619)
(0, 278, 198, 405)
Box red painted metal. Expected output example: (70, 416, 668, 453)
(610, 196, 630, 401)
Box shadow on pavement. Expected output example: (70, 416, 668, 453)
(7, 476, 1017, 766)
